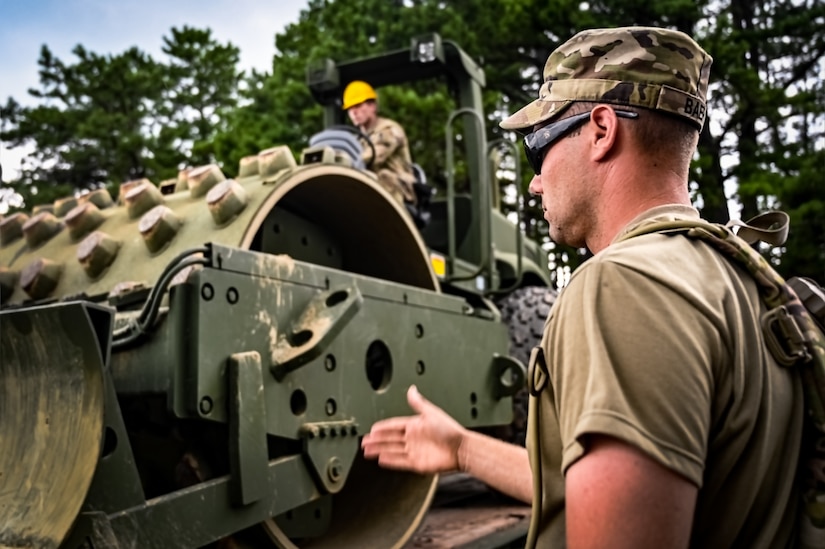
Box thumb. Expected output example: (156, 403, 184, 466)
(407, 385, 432, 415)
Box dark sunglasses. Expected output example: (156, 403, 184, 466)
(523, 110, 639, 175)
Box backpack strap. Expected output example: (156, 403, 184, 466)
(620, 212, 825, 543)
(727, 210, 790, 246)
(619, 214, 817, 369)
(621, 210, 789, 246)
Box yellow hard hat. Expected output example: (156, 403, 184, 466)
(342, 80, 377, 110)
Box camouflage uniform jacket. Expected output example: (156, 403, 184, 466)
(361, 117, 416, 187)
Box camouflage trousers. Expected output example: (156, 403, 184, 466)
(376, 169, 417, 206)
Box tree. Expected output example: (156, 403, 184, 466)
(213, 0, 822, 285)
(0, 26, 242, 212)
(157, 26, 242, 168)
(3, 0, 823, 284)
(1, 44, 163, 202)
(697, 0, 825, 281)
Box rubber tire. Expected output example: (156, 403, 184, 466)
(495, 286, 558, 447)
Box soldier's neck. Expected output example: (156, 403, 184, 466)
(361, 117, 378, 133)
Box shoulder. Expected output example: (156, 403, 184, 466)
(555, 227, 739, 332)
(376, 117, 407, 139)
(578, 206, 732, 291)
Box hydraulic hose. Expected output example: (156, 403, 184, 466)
(112, 246, 210, 349)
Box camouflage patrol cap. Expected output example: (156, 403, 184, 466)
(500, 27, 712, 131)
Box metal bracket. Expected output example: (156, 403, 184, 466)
(270, 285, 363, 381)
(228, 351, 270, 506)
(491, 353, 526, 399)
(300, 420, 359, 494)
(60, 511, 120, 548)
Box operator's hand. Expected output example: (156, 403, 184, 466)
(361, 385, 467, 474)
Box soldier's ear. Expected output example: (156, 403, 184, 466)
(588, 106, 619, 162)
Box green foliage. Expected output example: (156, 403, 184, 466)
(2, 0, 823, 284)
(159, 26, 242, 167)
(0, 26, 241, 213)
(698, 0, 825, 282)
(1, 44, 163, 202)
(774, 150, 825, 281)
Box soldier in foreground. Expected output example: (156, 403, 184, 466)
(342, 80, 417, 207)
(362, 26, 803, 547)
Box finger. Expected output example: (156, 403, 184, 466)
(362, 427, 412, 447)
(361, 435, 407, 453)
(376, 452, 420, 472)
(362, 441, 408, 460)
(368, 416, 416, 434)
(362, 442, 392, 458)
(407, 384, 431, 415)
(362, 441, 401, 459)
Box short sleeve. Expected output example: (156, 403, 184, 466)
(545, 254, 721, 486)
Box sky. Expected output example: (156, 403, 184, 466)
(0, 0, 308, 181)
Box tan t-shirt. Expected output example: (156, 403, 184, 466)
(529, 205, 803, 547)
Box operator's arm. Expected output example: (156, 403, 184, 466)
(361, 385, 532, 504)
(565, 435, 697, 549)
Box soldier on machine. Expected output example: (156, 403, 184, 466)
(342, 80, 418, 208)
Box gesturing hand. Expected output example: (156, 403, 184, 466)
(361, 385, 467, 474)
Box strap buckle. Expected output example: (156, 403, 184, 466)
(762, 305, 812, 366)
(527, 345, 548, 397)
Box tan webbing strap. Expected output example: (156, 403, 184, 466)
(525, 345, 547, 549)
(525, 393, 542, 549)
(726, 210, 789, 246)
(620, 213, 825, 546)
